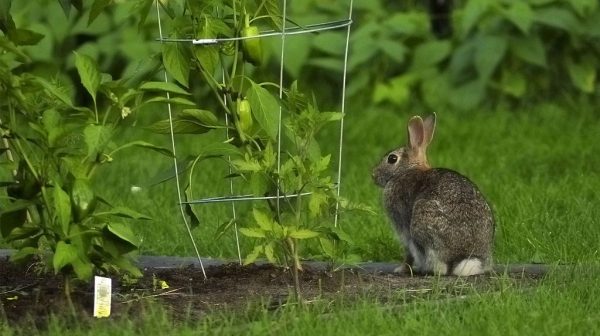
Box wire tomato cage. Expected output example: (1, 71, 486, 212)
(154, 0, 354, 280)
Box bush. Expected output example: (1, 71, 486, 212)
(284, 0, 600, 110)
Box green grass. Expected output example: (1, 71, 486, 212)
(89, 101, 600, 264)
(3, 267, 599, 335)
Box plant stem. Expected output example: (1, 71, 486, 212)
(64, 276, 77, 317)
(287, 238, 302, 301)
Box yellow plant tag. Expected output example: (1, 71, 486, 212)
(93, 276, 112, 318)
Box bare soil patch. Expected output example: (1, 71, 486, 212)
(0, 256, 547, 329)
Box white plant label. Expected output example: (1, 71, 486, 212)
(93, 276, 112, 318)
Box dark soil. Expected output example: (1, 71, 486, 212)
(0, 256, 547, 329)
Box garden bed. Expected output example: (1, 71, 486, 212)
(0, 250, 549, 329)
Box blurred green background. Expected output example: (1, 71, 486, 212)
(2, 0, 599, 264)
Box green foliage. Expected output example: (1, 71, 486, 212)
(0, 2, 173, 283)
(283, 0, 600, 111)
(139, 0, 365, 286)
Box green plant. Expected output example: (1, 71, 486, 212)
(141, 0, 364, 296)
(0, 1, 172, 296)
(276, 0, 600, 111)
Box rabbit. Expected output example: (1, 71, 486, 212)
(372, 113, 494, 276)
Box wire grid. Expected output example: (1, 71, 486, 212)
(155, 0, 354, 280)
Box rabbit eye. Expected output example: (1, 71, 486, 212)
(387, 154, 398, 164)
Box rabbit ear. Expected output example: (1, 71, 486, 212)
(422, 112, 437, 147)
(407, 116, 425, 150)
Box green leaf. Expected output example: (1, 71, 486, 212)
(198, 142, 243, 158)
(374, 75, 415, 106)
(162, 43, 191, 87)
(184, 202, 201, 229)
(53, 241, 77, 274)
(475, 35, 507, 79)
(288, 229, 320, 240)
(313, 154, 331, 173)
(0, 1, 15, 34)
(110, 257, 142, 278)
(8, 28, 44, 46)
(253, 208, 274, 231)
(0, 199, 34, 215)
(243, 245, 263, 266)
(232, 158, 262, 172)
(36, 78, 74, 107)
(264, 242, 276, 264)
(449, 79, 486, 110)
(502, 2, 533, 34)
(264, 0, 283, 30)
(180, 109, 221, 128)
(135, 0, 154, 30)
(319, 238, 335, 258)
(88, 0, 111, 26)
(111, 140, 174, 157)
(533, 7, 579, 31)
(308, 191, 328, 218)
(500, 69, 526, 97)
(308, 58, 343, 72)
(569, 0, 598, 16)
(246, 82, 280, 140)
(139, 81, 191, 95)
(84, 124, 112, 158)
(146, 118, 213, 134)
(106, 222, 141, 247)
(239, 227, 266, 238)
(58, 0, 73, 17)
(5, 226, 42, 242)
(411, 40, 452, 70)
(461, 0, 491, 35)
(215, 218, 236, 240)
(42, 109, 63, 147)
(71, 255, 93, 280)
(184, 184, 201, 229)
(54, 186, 72, 236)
(193, 46, 219, 75)
(0, 36, 29, 62)
(566, 57, 597, 93)
(332, 227, 355, 245)
(143, 96, 197, 106)
(319, 112, 344, 122)
(74, 52, 101, 103)
(9, 247, 38, 263)
(509, 35, 547, 67)
(94, 206, 152, 220)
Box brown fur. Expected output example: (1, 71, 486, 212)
(372, 113, 495, 276)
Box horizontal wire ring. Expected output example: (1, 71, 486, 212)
(155, 19, 353, 45)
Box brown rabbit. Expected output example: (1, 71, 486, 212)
(372, 113, 494, 276)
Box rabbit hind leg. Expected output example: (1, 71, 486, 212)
(394, 240, 424, 275)
(423, 248, 448, 275)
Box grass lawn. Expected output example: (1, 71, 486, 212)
(93, 100, 600, 264)
(2, 101, 600, 335)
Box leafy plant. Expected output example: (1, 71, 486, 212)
(278, 0, 600, 111)
(142, 0, 364, 297)
(0, 1, 172, 298)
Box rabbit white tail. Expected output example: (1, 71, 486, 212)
(452, 258, 485, 276)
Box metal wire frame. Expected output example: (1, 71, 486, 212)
(155, 0, 354, 279)
(155, 19, 353, 45)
